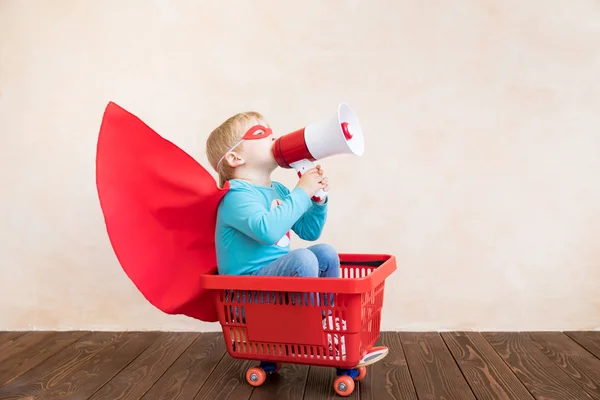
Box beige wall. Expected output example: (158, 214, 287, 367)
(1, 0, 600, 332)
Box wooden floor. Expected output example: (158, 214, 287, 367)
(1, 331, 600, 399)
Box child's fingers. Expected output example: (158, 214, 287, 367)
(300, 169, 318, 177)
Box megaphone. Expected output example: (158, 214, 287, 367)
(272, 102, 364, 202)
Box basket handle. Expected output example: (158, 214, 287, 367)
(340, 260, 387, 267)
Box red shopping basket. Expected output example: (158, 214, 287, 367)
(198, 254, 396, 370)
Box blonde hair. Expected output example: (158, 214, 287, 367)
(206, 111, 267, 187)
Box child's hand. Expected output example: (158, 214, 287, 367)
(297, 165, 326, 198)
(316, 165, 329, 192)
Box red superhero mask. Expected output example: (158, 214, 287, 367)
(95, 102, 229, 322)
(244, 125, 273, 139)
(215, 124, 273, 170)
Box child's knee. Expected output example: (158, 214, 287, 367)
(293, 249, 319, 277)
(311, 243, 340, 265)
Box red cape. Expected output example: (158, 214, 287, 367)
(96, 102, 229, 322)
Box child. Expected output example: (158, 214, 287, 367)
(206, 111, 341, 279)
(206, 111, 346, 358)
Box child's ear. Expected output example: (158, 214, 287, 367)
(225, 152, 245, 168)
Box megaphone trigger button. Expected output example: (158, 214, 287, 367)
(297, 171, 303, 178)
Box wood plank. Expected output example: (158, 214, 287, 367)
(141, 333, 226, 400)
(88, 332, 198, 400)
(401, 332, 476, 400)
(0, 331, 88, 387)
(483, 332, 595, 400)
(249, 363, 309, 400)
(565, 332, 600, 360)
(359, 332, 418, 400)
(192, 355, 254, 400)
(0, 332, 27, 354)
(528, 332, 600, 399)
(35, 331, 161, 400)
(0, 332, 26, 341)
(303, 366, 359, 400)
(441, 332, 534, 400)
(0, 332, 63, 366)
(0, 331, 126, 399)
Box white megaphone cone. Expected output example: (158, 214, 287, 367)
(272, 102, 364, 202)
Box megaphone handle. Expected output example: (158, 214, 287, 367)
(311, 188, 327, 203)
(289, 159, 328, 203)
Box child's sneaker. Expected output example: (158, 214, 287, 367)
(323, 315, 347, 360)
(357, 346, 389, 367)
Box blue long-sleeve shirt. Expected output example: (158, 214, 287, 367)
(215, 179, 328, 275)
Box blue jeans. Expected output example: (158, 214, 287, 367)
(250, 243, 340, 308)
(251, 243, 341, 278)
